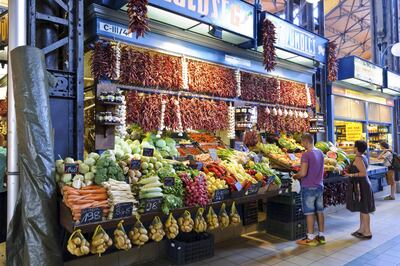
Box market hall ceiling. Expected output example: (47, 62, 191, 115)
(261, 0, 371, 60)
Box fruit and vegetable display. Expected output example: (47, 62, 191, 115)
(165, 213, 179, 239)
(129, 217, 149, 246)
(257, 106, 310, 133)
(180, 170, 209, 207)
(178, 210, 194, 233)
(218, 203, 230, 229)
(91, 226, 113, 256)
(315, 141, 351, 174)
(148, 216, 166, 242)
(114, 221, 132, 250)
(278, 135, 304, 152)
(103, 179, 138, 219)
(67, 230, 90, 257)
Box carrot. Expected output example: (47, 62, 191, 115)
(80, 185, 102, 190)
(78, 189, 107, 195)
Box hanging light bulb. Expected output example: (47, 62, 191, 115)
(277, 108, 283, 116)
(283, 109, 288, 117)
(272, 107, 277, 116)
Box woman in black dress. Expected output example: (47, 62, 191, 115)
(344, 140, 375, 239)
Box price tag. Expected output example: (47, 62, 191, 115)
(164, 177, 175, 187)
(234, 182, 243, 191)
(213, 189, 230, 202)
(113, 202, 133, 219)
(288, 154, 297, 161)
(189, 161, 203, 170)
(65, 163, 79, 174)
(209, 149, 219, 161)
(143, 197, 163, 213)
(80, 207, 103, 224)
(130, 159, 141, 170)
(261, 136, 266, 144)
(254, 154, 263, 163)
(247, 183, 260, 195)
(142, 148, 154, 157)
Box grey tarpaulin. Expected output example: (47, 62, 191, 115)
(6, 46, 62, 265)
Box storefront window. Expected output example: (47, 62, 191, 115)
(334, 96, 366, 121)
(334, 120, 365, 154)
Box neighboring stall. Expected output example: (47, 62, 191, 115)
(327, 56, 394, 192)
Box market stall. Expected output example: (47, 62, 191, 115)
(59, 1, 334, 264)
(327, 56, 395, 192)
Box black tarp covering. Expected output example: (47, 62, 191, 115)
(6, 46, 62, 265)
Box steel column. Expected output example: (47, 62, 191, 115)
(7, 0, 27, 226)
(285, 0, 294, 22)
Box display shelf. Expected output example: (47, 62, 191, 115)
(60, 189, 283, 233)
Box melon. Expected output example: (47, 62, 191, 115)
(315, 142, 330, 153)
(327, 151, 338, 159)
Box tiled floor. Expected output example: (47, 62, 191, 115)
(199, 189, 400, 266)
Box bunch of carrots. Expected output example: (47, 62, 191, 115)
(63, 185, 109, 221)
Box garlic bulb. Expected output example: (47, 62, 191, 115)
(266, 107, 271, 115)
(303, 111, 309, 119)
(277, 108, 283, 116)
(174, 99, 184, 136)
(158, 97, 167, 136)
(116, 94, 127, 138)
(227, 105, 235, 139)
(298, 110, 304, 118)
(283, 109, 288, 117)
(294, 110, 298, 118)
(288, 109, 293, 117)
(272, 107, 277, 116)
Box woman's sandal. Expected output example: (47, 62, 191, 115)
(384, 195, 395, 200)
(355, 233, 372, 240)
(351, 231, 361, 236)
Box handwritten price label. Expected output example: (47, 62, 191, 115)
(80, 207, 103, 224)
(130, 159, 141, 170)
(142, 148, 154, 157)
(164, 177, 175, 187)
(113, 202, 133, 219)
(65, 163, 79, 174)
(213, 189, 230, 202)
(143, 197, 162, 213)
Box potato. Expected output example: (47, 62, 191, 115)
(92, 238, 104, 246)
(139, 228, 147, 235)
(73, 237, 81, 245)
(93, 233, 104, 241)
(107, 239, 113, 246)
(80, 245, 90, 255)
(139, 234, 148, 242)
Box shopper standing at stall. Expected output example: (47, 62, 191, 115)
(293, 134, 325, 246)
(344, 140, 374, 239)
(378, 141, 396, 200)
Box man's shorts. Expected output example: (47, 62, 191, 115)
(301, 186, 324, 215)
(386, 170, 395, 186)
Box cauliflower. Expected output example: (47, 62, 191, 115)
(88, 152, 100, 161)
(64, 157, 75, 164)
(84, 157, 96, 167)
(79, 163, 90, 174)
(84, 172, 95, 181)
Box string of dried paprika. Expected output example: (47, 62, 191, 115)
(262, 19, 277, 71)
(127, 0, 149, 39)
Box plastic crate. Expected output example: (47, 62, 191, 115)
(167, 232, 214, 265)
(267, 202, 304, 223)
(242, 201, 258, 225)
(267, 192, 302, 206)
(266, 218, 306, 241)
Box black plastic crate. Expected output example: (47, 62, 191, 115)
(167, 232, 214, 265)
(267, 202, 304, 223)
(267, 192, 302, 206)
(242, 201, 258, 225)
(266, 218, 306, 241)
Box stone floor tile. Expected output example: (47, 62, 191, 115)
(299, 250, 326, 262)
(285, 255, 314, 265)
(225, 254, 252, 264)
(272, 261, 299, 266)
(255, 255, 283, 266)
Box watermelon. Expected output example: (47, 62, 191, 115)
(347, 154, 356, 162)
(327, 151, 338, 159)
(315, 142, 330, 153)
(337, 151, 350, 164)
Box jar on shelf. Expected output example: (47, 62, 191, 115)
(106, 92, 115, 102)
(104, 112, 113, 123)
(115, 91, 123, 103)
(99, 92, 107, 102)
(97, 112, 105, 123)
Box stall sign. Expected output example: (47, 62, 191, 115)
(387, 71, 400, 92)
(345, 122, 363, 141)
(263, 13, 327, 63)
(354, 57, 383, 86)
(149, 0, 254, 38)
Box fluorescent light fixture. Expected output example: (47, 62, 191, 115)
(306, 0, 320, 3)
